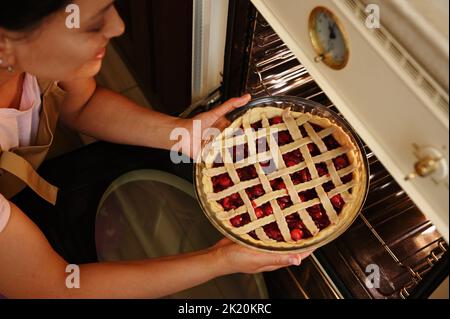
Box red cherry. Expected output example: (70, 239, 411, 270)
(221, 197, 233, 210)
(316, 165, 328, 177)
(278, 181, 286, 190)
(219, 174, 232, 188)
(233, 197, 244, 208)
(231, 193, 240, 200)
(265, 228, 283, 241)
(271, 179, 286, 190)
(253, 185, 264, 197)
(246, 184, 264, 199)
(263, 204, 273, 216)
(230, 215, 243, 227)
(299, 193, 307, 202)
(308, 143, 320, 156)
(310, 210, 323, 220)
(300, 169, 311, 182)
(271, 116, 283, 124)
(251, 121, 262, 130)
(292, 149, 303, 160)
(291, 173, 301, 185)
(277, 196, 292, 209)
(316, 216, 331, 229)
(341, 174, 353, 184)
(270, 179, 277, 188)
(334, 155, 349, 170)
(308, 204, 322, 214)
(255, 207, 264, 218)
(290, 229, 304, 241)
(331, 195, 345, 209)
(286, 160, 297, 167)
(277, 131, 292, 145)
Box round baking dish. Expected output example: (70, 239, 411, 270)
(194, 95, 369, 253)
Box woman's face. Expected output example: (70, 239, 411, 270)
(1, 0, 125, 81)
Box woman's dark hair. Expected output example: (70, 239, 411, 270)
(0, 0, 70, 31)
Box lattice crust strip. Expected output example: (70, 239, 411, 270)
(203, 107, 357, 241)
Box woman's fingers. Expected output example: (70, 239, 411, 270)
(254, 252, 302, 268)
(212, 94, 251, 118)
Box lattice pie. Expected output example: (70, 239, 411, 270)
(200, 106, 366, 249)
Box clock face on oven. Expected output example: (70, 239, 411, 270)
(309, 7, 349, 69)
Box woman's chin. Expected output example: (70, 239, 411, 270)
(71, 60, 103, 80)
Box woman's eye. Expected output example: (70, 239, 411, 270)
(87, 22, 105, 33)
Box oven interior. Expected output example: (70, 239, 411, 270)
(221, 0, 449, 299)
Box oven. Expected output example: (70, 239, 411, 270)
(113, 0, 448, 299)
(190, 0, 449, 299)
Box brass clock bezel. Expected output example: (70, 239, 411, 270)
(308, 6, 350, 70)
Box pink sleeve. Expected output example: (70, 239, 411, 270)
(0, 193, 11, 233)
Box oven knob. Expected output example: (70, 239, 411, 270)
(405, 144, 448, 181)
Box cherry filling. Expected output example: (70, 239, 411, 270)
(210, 120, 355, 242)
(230, 213, 251, 227)
(286, 214, 312, 241)
(307, 204, 331, 230)
(307, 143, 321, 156)
(323, 135, 340, 150)
(236, 165, 258, 181)
(245, 184, 265, 200)
(229, 143, 249, 162)
(290, 168, 312, 185)
(263, 222, 283, 241)
(330, 194, 345, 213)
(251, 121, 263, 130)
(310, 124, 323, 132)
(333, 154, 350, 170)
(277, 196, 293, 210)
(298, 188, 318, 202)
(275, 131, 293, 146)
(323, 181, 336, 192)
(315, 162, 329, 177)
(283, 149, 303, 167)
(211, 173, 234, 192)
(218, 192, 244, 211)
(269, 116, 283, 125)
(270, 178, 286, 191)
(299, 126, 308, 137)
(261, 202, 274, 216)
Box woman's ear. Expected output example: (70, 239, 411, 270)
(0, 31, 16, 71)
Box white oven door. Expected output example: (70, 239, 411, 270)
(250, 0, 449, 242)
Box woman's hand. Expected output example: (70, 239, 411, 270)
(182, 94, 251, 160)
(210, 238, 314, 275)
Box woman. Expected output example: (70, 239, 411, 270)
(0, 0, 311, 298)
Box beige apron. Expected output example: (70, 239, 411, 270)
(0, 80, 66, 205)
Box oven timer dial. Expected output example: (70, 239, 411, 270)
(309, 6, 349, 70)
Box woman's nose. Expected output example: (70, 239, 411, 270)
(103, 8, 125, 39)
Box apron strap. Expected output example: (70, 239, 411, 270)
(0, 150, 58, 205)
